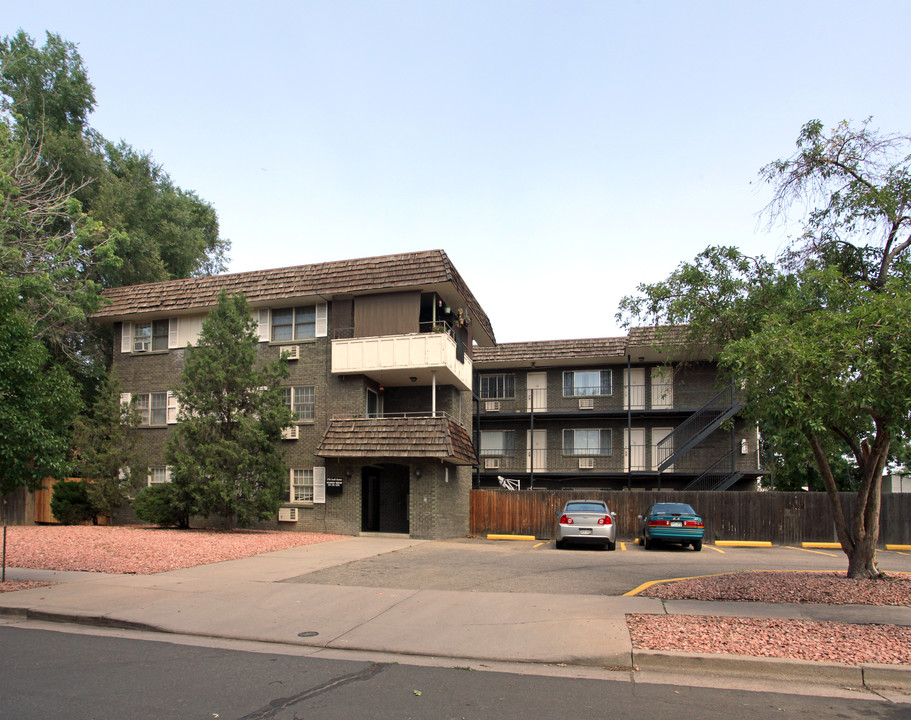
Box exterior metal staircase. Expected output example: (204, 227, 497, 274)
(655, 383, 745, 487)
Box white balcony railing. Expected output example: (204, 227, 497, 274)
(331, 332, 473, 391)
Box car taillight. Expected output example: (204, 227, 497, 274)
(598, 516, 612, 525)
(560, 515, 573, 524)
(684, 520, 704, 528)
(648, 519, 669, 527)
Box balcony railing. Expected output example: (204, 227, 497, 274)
(332, 328, 472, 391)
(477, 444, 742, 475)
(479, 382, 679, 414)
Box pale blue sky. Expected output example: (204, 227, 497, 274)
(9, 1, 911, 341)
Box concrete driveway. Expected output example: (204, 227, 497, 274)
(283, 538, 911, 596)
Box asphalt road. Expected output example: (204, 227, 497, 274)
(284, 539, 911, 595)
(2, 626, 909, 720)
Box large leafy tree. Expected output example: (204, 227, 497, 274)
(0, 29, 229, 289)
(0, 285, 81, 495)
(165, 291, 294, 530)
(619, 119, 911, 579)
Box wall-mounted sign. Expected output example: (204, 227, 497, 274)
(326, 478, 344, 495)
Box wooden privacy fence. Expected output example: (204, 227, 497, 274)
(470, 489, 911, 546)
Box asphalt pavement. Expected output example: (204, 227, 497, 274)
(1, 536, 909, 696)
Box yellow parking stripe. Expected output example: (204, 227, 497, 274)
(705, 544, 725, 553)
(533, 541, 547, 549)
(620, 542, 627, 551)
(789, 545, 839, 557)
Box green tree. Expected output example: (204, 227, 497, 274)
(71, 369, 145, 522)
(165, 291, 294, 530)
(0, 285, 81, 495)
(0, 29, 229, 289)
(619, 119, 911, 579)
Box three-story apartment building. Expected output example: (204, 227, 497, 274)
(92, 249, 762, 539)
(93, 250, 494, 539)
(473, 330, 761, 492)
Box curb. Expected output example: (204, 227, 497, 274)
(714, 541, 773, 547)
(486, 534, 537, 541)
(633, 649, 911, 690)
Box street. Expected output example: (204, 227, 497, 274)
(1, 625, 909, 720)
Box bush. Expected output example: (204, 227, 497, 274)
(132, 484, 190, 528)
(50, 480, 97, 525)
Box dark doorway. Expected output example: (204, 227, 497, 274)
(361, 464, 410, 534)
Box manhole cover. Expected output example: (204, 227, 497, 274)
(298, 631, 319, 638)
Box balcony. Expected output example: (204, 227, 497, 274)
(331, 323, 472, 391)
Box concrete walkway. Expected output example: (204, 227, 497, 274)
(1, 537, 909, 693)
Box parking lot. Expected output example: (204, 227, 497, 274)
(285, 538, 911, 596)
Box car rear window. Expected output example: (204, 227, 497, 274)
(566, 502, 607, 513)
(652, 503, 696, 515)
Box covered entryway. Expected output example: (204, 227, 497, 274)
(361, 463, 410, 534)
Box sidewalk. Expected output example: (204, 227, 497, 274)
(1, 536, 909, 692)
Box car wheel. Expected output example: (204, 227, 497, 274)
(643, 534, 653, 550)
(692, 540, 703, 551)
(606, 540, 616, 551)
(555, 538, 565, 549)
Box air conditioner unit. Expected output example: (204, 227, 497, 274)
(485, 401, 500, 412)
(284, 346, 300, 361)
(484, 458, 501, 469)
(281, 426, 299, 440)
(278, 507, 298, 522)
(579, 398, 595, 410)
(578, 457, 595, 469)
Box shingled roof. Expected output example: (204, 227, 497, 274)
(92, 249, 495, 345)
(316, 416, 477, 466)
(473, 337, 628, 365)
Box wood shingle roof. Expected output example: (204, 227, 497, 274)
(316, 416, 477, 465)
(92, 249, 495, 345)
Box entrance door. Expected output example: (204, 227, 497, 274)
(526, 429, 547, 472)
(361, 464, 409, 533)
(527, 372, 547, 412)
(624, 368, 646, 409)
(624, 427, 646, 472)
(651, 367, 674, 409)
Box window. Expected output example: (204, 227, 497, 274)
(291, 469, 313, 502)
(148, 467, 171, 485)
(563, 429, 611, 455)
(135, 392, 168, 426)
(563, 370, 612, 397)
(480, 430, 516, 456)
(272, 306, 316, 341)
(480, 374, 515, 400)
(282, 386, 315, 421)
(133, 319, 169, 352)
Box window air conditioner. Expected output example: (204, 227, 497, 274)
(484, 458, 501, 469)
(278, 508, 299, 522)
(578, 457, 595, 469)
(281, 426, 299, 441)
(485, 401, 500, 412)
(284, 346, 300, 361)
(579, 398, 595, 410)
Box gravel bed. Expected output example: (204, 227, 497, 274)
(2, 525, 346, 575)
(627, 614, 911, 665)
(0, 580, 52, 593)
(639, 570, 911, 605)
(631, 571, 911, 666)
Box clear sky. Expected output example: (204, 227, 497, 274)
(9, 1, 911, 342)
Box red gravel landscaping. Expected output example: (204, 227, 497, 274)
(1, 525, 346, 577)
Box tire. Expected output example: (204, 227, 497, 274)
(643, 534, 653, 550)
(692, 539, 703, 551)
(606, 540, 616, 551)
(555, 538, 565, 549)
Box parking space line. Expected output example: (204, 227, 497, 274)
(533, 542, 547, 549)
(788, 545, 840, 557)
(624, 572, 734, 596)
(620, 542, 627, 551)
(705, 544, 725, 553)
